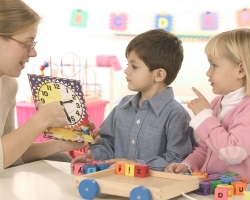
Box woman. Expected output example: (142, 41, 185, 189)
(0, 0, 99, 173)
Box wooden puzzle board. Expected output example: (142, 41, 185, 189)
(75, 169, 199, 200)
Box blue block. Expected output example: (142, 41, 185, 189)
(83, 165, 97, 174)
(96, 164, 109, 171)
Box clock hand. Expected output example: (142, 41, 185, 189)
(60, 100, 73, 105)
(60, 101, 72, 123)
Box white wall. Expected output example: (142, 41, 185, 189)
(18, 0, 249, 117)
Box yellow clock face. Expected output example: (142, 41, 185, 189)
(37, 82, 83, 127)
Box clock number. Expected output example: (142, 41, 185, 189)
(41, 91, 48, 96)
(40, 98, 45, 104)
(54, 84, 60, 89)
(71, 116, 76, 122)
(76, 103, 81, 108)
(46, 85, 52, 90)
(72, 95, 76, 100)
(76, 110, 80, 116)
(65, 87, 69, 93)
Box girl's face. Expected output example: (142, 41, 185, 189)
(0, 25, 38, 77)
(206, 55, 245, 95)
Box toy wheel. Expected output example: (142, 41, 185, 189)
(130, 186, 152, 200)
(78, 179, 100, 199)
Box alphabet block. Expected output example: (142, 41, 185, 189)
(209, 181, 222, 194)
(196, 182, 212, 195)
(217, 184, 234, 197)
(214, 187, 228, 200)
(134, 164, 150, 178)
(125, 163, 135, 176)
(115, 162, 126, 175)
(73, 163, 85, 175)
(244, 191, 250, 200)
(234, 182, 247, 196)
(83, 165, 96, 174)
(96, 164, 109, 171)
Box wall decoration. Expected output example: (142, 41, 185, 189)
(201, 12, 218, 30)
(237, 8, 250, 27)
(109, 13, 127, 31)
(70, 10, 88, 28)
(176, 34, 212, 41)
(154, 14, 173, 31)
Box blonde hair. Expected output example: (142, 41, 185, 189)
(0, 0, 41, 38)
(205, 28, 250, 96)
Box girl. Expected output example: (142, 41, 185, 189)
(165, 28, 250, 183)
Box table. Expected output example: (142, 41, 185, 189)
(0, 161, 244, 200)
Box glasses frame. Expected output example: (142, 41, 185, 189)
(10, 37, 37, 51)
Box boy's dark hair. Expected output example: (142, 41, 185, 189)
(125, 29, 184, 85)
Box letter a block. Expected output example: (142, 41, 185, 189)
(134, 164, 150, 178)
(73, 163, 85, 175)
(125, 163, 135, 176)
(115, 162, 126, 175)
(214, 187, 228, 200)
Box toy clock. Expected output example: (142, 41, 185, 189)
(28, 74, 95, 144)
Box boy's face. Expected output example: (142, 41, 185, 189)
(124, 51, 155, 93)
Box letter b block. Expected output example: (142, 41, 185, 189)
(134, 164, 150, 178)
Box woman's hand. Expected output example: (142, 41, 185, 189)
(36, 101, 68, 128)
(187, 87, 211, 115)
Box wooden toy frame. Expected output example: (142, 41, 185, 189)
(74, 169, 199, 200)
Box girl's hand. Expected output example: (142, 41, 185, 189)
(164, 163, 189, 173)
(187, 87, 211, 115)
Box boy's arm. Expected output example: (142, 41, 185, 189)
(89, 107, 117, 160)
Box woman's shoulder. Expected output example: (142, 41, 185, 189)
(0, 75, 18, 96)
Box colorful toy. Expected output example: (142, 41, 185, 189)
(74, 162, 199, 200)
(27, 74, 95, 144)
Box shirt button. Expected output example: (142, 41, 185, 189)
(136, 119, 140, 124)
(132, 139, 135, 144)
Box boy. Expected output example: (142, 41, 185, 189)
(72, 29, 196, 171)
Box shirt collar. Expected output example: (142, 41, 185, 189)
(222, 87, 246, 104)
(120, 87, 174, 116)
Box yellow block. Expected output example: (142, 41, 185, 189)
(125, 163, 135, 176)
(244, 191, 250, 200)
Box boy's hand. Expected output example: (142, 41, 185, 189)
(187, 87, 211, 115)
(164, 163, 189, 173)
(71, 150, 94, 173)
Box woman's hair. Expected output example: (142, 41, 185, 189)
(205, 28, 250, 95)
(125, 29, 184, 85)
(0, 0, 41, 38)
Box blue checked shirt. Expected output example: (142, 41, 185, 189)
(90, 87, 196, 171)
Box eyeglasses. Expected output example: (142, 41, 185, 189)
(10, 37, 37, 51)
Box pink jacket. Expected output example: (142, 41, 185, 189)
(182, 96, 250, 183)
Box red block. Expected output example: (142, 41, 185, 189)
(134, 164, 150, 178)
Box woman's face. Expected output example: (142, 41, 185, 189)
(0, 25, 38, 77)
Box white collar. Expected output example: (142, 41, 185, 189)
(222, 87, 246, 104)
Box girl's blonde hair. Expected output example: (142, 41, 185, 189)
(205, 28, 250, 96)
(0, 0, 41, 38)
